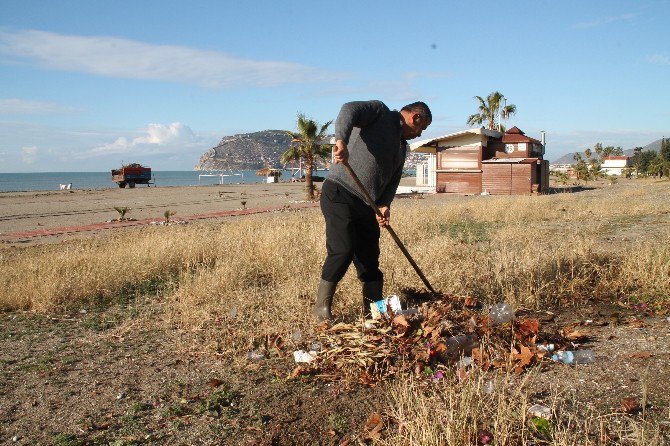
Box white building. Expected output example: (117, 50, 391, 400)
(601, 156, 631, 176)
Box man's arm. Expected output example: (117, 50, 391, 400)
(334, 100, 387, 144)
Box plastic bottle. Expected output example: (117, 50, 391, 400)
(552, 350, 574, 364)
(442, 334, 479, 360)
(489, 302, 514, 324)
(552, 350, 595, 365)
(572, 350, 596, 364)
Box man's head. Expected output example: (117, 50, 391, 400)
(400, 101, 432, 140)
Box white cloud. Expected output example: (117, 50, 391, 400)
(83, 122, 201, 158)
(0, 121, 220, 172)
(573, 13, 637, 29)
(0, 98, 77, 115)
(647, 53, 670, 65)
(21, 146, 38, 164)
(0, 29, 344, 88)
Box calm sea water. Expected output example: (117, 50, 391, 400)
(0, 170, 324, 193)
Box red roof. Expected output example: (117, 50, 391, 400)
(502, 126, 541, 144)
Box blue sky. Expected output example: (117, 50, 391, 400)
(1, 0, 668, 172)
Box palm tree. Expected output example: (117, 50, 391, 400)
(282, 113, 333, 200)
(466, 91, 517, 131)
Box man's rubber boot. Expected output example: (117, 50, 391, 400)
(312, 280, 336, 322)
(362, 280, 384, 317)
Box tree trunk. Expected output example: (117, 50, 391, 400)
(305, 155, 315, 200)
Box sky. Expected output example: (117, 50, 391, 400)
(1, 0, 669, 172)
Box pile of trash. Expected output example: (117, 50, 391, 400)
(290, 293, 595, 384)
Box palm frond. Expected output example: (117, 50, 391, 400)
(467, 113, 484, 127)
(319, 120, 333, 136)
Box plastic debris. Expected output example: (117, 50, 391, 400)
(246, 350, 266, 361)
(456, 356, 474, 368)
(441, 334, 479, 360)
(536, 343, 555, 353)
(291, 330, 302, 342)
(572, 350, 596, 364)
(489, 302, 514, 324)
(370, 295, 402, 319)
(483, 380, 495, 394)
(552, 349, 595, 365)
(552, 351, 574, 364)
(528, 404, 552, 419)
(293, 350, 317, 364)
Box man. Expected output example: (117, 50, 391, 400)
(313, 100, 432, 321)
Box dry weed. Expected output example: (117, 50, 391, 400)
(1, 180, 668, 339)
(383, 370, 665, 445)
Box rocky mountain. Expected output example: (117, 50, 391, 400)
(195, 129, 435, 171)
(195, 130, 293, 171)
(551, 138, 665, 165)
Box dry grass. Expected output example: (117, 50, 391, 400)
(1, 181, 668, 322)
(382, 370, 665, 445)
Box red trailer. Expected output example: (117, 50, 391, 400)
(111, 163, 152, 188)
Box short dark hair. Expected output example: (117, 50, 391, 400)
(402, 101, 432, 122)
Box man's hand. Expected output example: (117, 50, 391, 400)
(333, 140, 349, 164)
(376, 206, 390, 227)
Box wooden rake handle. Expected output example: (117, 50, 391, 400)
(342, 162, 436, 294)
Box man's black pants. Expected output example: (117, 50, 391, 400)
(320, 180, 383, 284)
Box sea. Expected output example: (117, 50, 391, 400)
(0, 170, 326, 193)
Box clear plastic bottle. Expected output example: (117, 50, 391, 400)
(489, 302, 514, 324)
(552, 350, 574, 364)
(443, 334, 479, 360)
(552, 350, 595, 365)
(572, 350, 596, 364)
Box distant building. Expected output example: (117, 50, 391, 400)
(601, 156, 631, 176)
(411, 127, 549, 195)
(549, 164, 573, 173)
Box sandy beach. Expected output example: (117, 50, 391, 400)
(0, 178, 427, 245)
(0, 182, 320, 244)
